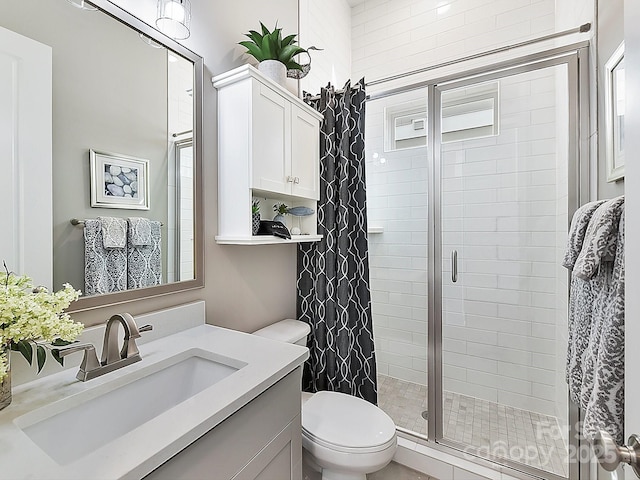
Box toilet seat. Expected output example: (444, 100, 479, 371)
(302, 391, 396, 453)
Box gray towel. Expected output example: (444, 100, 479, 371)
(583, 209, 625, 444)
(573, 196, 624, 409)
(127, 220, 162, 289)
(84, 219, 127, 295)
(98, 216, 127, 249)
(127, 217, 152, 246)
(564, 201, 607, 403)
(573, 196, 625, 280)
(563, 200, 606, 269)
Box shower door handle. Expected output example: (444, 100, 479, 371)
(451, 250, 458, 283)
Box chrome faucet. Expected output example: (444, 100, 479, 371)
(56, 313, 152, 382)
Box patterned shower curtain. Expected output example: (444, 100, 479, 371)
(297, 79, 377, 404)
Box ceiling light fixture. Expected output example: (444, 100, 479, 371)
(65, 0, 98, 11)
(156, 0, 191, 40)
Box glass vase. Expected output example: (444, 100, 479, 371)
(0, 345, 11, 411)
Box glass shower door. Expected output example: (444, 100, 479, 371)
(436, 61, 574, 478)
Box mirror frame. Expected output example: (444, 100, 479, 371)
(67, 0, 204, 312)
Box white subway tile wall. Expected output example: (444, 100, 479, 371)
(439, 67, 566, 417)
(351, 0, 556, 84)
(299, 0, 352, 96)
(367, 88, 429, 386)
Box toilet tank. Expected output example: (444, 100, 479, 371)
(253, 319, 310, 346)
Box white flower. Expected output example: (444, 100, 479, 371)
(0, 272, 83, 381)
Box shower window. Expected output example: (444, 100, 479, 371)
(441, 81, 499, 143)
(384, 100, 427, 151)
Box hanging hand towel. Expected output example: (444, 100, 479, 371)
(128, 217, 152, 246)
(564, 200, 607, 404)
(563, 200, 606, 270)
(572, 196, 625, 280)
(127, 219, 162, 289)
(84, 219, 127, 295)
(98, 216, 127, 249)
(576, 198, 624, 421)
(583, 209, 625, 444)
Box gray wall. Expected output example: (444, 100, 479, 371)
(597, 0, 625, 198)
(0, 0, 170, 290)
(4, 0, 300, 333)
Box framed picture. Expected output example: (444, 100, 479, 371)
(90, 150, 149, 209)
(605, 42, 625, 182)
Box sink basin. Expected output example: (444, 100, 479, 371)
(15, 349, 245, 465)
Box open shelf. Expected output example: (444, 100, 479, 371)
(215, 235, 323, 245)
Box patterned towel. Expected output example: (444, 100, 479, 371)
(583, 209, 625, 444)
(84, 219, 127, 295)
(573, 196, 625, 280)
(562, 200, 606, 269)
(127, 220, 162, 289)
(564, 200, 607, 403)
(98, 216, 127, 249)
(127, 217, 152, 246)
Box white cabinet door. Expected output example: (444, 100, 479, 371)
(251, 83, 291, 195)
(0, 26, 52, 288)
(291, 104, 320, 200)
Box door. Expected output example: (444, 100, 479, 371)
(623, 1, 638, 478)
(433, 55, 580, 479)
(251, 82, 291, 195)
(0, 26, 52, 288)
(291, 105, 319, 200)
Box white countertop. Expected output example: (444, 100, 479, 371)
(0, 324, 308, 480)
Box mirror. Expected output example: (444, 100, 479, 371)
(0, 0, 203, 311)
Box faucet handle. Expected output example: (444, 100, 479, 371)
(55, 343, 101, 381)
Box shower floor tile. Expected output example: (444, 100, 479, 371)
(377, 375, 569, 477)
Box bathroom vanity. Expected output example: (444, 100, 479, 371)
(0, 302, 308, 479)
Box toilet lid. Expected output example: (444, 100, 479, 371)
(302, 391, 396, 449)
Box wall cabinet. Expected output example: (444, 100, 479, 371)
(145, 369, 303, 480)
(213, 65, 323, 245)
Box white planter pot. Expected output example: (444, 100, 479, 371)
(258, 60, 287, 86)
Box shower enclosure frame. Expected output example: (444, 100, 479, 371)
(370, 42, 590, 480)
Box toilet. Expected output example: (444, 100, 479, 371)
(254, 319, 397, 480)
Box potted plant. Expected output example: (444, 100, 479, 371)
(273, 202, 288, 225)
(252, 199, 261, 235)
(239, 22, 307, 85)
(0, 266, 83, 410)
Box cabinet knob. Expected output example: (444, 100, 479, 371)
(294, 177, 300, 184)
(286, 175, 294, 183)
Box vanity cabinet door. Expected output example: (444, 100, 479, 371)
(232, 419, 301, 480)
(251, 83, 291, 196)
(144, 369, 302, 480)
(291, 104, 320, 200)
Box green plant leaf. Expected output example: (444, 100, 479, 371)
(36, 345, 46, 373)
(51, 338, 73, 347)
(281, 34, 297, 47)
(239, 41, 266, 61)
(279, 45, 306, 63)
(284, 59, 303, 71)
(51, 349, 64, 367)
(260, 22, 270, 36)
(246, 30, 263, 45)
(16, 340, 33, 365)
(260, 35, 273, 59)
